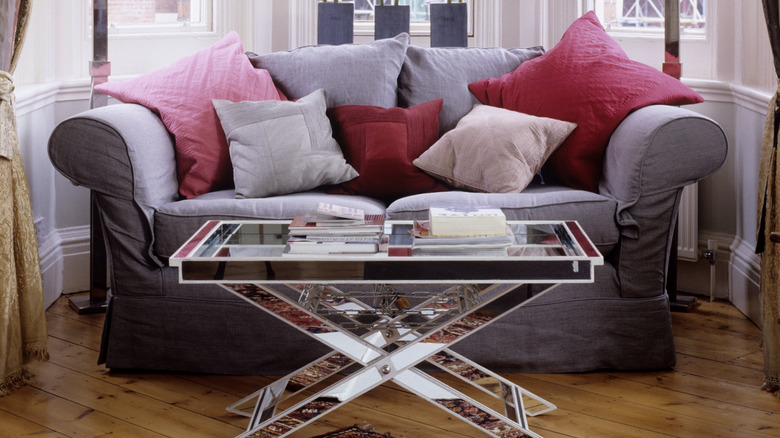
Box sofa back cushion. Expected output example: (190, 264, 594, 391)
(247, 33, 410, 108)
(397, 45, 544, 135)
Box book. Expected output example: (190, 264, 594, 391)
(316, 202, 365, 221)
(283, 240, 379, 255)
(304, 202, 367, 227)
(410, 220, 514, 255)
(288, 214, 385, 236)
(428, 204, 507, 237)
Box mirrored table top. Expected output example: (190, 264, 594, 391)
(170, 220, 603, 284)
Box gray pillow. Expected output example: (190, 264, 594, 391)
(246, 33, 410, 108)
(213, 89, 358, 199)
(398, 45, 545, 134)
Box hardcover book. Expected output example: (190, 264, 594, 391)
(428, 204, 507, 237)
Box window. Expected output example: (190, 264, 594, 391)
(353, 0, 474, 36)
(106, 0, 212, 34)
(597, 0, 705, 35)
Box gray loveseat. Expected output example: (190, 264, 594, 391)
(48, 34, 727, 375)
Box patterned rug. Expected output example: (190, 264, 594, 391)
(312, 424, 403, 438)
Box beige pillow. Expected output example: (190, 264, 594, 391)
(413, 104, 576, 193)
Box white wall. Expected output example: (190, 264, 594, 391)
(12, 1, 774, 319)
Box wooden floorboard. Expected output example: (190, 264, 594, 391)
(1, 295, 778, 438)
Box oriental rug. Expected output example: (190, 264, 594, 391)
(312, 424, 403, 438)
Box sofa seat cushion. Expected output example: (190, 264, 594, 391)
(153, 189, 387, 259)
(385, 184, 619, 254)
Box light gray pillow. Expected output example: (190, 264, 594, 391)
(398, 45, 545, 134)
(213, 89, 358, 199)
(246, 33, 410, 108)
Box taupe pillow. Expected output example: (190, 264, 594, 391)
(413, 105, 576, 193)
(213, 89, 358, 199)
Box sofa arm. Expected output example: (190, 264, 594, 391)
(48, 103, 180, 274)
(48, 103, 179, 205)
(599, 105, 728, 298)
(601, 105, 727, 204)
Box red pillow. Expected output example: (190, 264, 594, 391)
(327, 99, 449, 199)
(468, 11, 703, 192)
(95, 32, 284, 199)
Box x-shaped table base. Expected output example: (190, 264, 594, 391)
(222, 282, 559, 438)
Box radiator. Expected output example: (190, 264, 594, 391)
(676, 183, 699, 261)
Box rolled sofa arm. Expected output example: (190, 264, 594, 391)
(599, 104, 728, 298)
(48, 103, 179, 205)
(48, 103, 180, 278)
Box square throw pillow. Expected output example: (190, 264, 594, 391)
(95, 31, 284, 199)
(399, 45, 545, 134)
(247, 33, 409, 108)
(326, 99, 449, 200)
(413, 104, 576, 193)
(213, 89, 357, 199)
(468, 11, 703, 193)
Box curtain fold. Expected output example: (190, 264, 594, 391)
(0, 0, 49, 397)
(759, 0, 780, 397)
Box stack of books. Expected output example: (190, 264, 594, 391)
(389, 204, 514, 256)
(284, 202, 385, 255)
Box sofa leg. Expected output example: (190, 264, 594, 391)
(668, 223, 698, 312)
(69, 190, 108, 315)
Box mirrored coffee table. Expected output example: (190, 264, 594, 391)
(170, 220, 603, 438)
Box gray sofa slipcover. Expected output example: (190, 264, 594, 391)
(48, 35, 728, 375)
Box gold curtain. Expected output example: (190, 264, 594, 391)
(758, 86, 780, 396)
(0, 0, 49, 397)
(759, 0, 780, 397)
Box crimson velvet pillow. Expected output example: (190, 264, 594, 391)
(468, 11, 703, 193)
(327, 99, 449, 199)
(95, 31, 284, 199)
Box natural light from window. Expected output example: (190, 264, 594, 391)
(106, 0, 211, 33)
(596, 0, 705, 35)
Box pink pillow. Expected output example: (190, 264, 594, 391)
(95, 31, 283, 198)
(468, 11, 703, 193)
(326, 99, 450, 199)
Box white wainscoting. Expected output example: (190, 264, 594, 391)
(677, 79, 768, 325)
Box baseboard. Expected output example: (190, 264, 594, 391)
(59, 225, 91, 294)
(729, 235, 761, 325)
(676, 231, 760, 325)
(38, 225, 90, 309)
(37, 231, 63, 309)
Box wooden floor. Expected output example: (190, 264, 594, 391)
(1, 294, 778, 438)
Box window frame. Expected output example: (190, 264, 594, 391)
(592, 0, 707, 41)
(105, 0, 214, 36)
